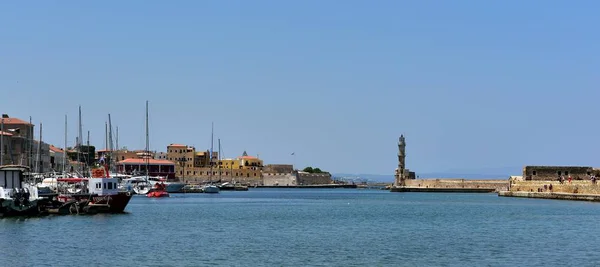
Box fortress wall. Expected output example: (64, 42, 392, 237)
(510, 180, 600, 194)
(404, 179, 508, 190)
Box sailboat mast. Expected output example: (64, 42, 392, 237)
(104, 122, 108, 152)
(145, 100, 149, 176)
(218, 138, 221, 181)
(209, 122, 214, 183)
(63, 115, 67, 174)
(108, 114, 113, 170)
(116, 126, 119, 170)
(77, 106, 82, 174)
(36, 123, 42, 173)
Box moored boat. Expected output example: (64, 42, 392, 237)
(202, 184, 220, 194)
(56, 165, 133, 214)
(147, 182, 169, 198)
(0, 165, 44, 217)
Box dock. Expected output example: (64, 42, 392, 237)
(499, 191, 600, 202)
(256, 184, 358, 189)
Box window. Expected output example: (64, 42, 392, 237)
(565, 171, 569, 175)
(532, 171, 537, 175)
(108, 182, 113, 189)
(558, 171, 562, 175)
(103, 183, 107, 189)
(587, 172, 592, 175)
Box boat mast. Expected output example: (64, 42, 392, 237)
(86, 130, 90, 176)
(145, 100, 149, 178)
(116, 126, 119, 172)
(104, 121, 108, 154)
(218, 138, 221, 182)
(108, 114, 114, 171)
(36, 123, 42, 173)
(209, 122, 214, 184)
(77, 106, 82, 174)
(63, 115, 67, 174)
(29, 116, 33, 169)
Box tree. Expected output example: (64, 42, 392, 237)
(303, 167, 314, 173)
(313, 168, 322, 173)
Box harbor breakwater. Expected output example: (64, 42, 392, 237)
(499, 180, 600, 202)
(391, 179, 508, 193)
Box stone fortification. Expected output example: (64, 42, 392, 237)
(523, 166, 594, 181)
(296, 172, 332, 185)
(262, 173, 297, 186)
(508, 180, 600, 195)
(403, 179, 508, 191)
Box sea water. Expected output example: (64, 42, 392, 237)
(1, 189, 600, 266)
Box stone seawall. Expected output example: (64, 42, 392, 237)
(509, 180, 600, 194)
(398, 179, 508, 191)
(499, 191, 600, 202)
(391, 187, 496, 193)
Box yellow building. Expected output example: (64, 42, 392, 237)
(166, 144, 264, 184)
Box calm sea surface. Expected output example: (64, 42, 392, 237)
(1, 189, 600, 266)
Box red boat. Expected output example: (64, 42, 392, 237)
(147, 182, 169, 198)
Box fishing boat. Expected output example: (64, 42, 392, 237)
(55, 164, 133, 214)
(0, 165, 43, 217)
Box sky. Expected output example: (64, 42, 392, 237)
(1, 1, 599, 176)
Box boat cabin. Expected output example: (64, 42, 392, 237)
(88, 178, 119, 196)
(0, 165, 33, 199)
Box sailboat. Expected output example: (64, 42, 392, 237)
(144, 101, 169, 198)
(202, 122, 220, 194)
(130, 101, 152, 195)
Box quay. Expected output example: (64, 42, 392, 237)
(392, 186, 497, 193)
(498, 191, 600, 202)
(256, 184, 357, 189)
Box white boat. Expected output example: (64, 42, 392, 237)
(120, 176, 152, 195)
(147, 176, 185, 193)
(0, 165, 43, 216)
(202, 184, 220, 194)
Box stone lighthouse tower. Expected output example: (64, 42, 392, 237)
(394, 135, 406, 186)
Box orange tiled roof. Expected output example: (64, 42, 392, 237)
(49, 145, 64, 153)
(239, 156, 258, 160)
(0, 131, 13, 136)
(1, 117, 32, 125)
(117, 158, 175, 165)
(169, 144, 186, 147)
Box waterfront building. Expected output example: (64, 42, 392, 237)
(167, 143, 264, 184)
(32, 140, 51, 173)
(49, 145, 68, 172)
(0, 130, 12, 165)
(116, 158, 176, 179)
(0, 114, 35, 167)
(154, 151, 167, 160)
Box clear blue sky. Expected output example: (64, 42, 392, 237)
(1, 1, 598, 176)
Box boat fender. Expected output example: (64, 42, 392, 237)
(126, 191, 132, 197)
